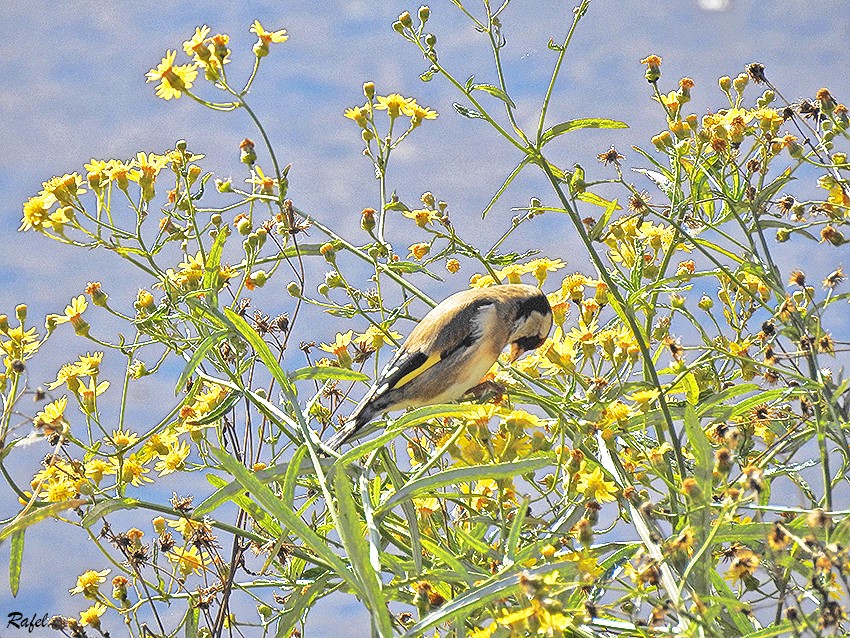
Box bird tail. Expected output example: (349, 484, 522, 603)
(325, 403, 378, 450)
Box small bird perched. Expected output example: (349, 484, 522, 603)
(325, 284, 553, 449)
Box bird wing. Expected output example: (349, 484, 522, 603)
(374, 298, 497, 397)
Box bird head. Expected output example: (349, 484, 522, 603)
(507, 290, 553, 362)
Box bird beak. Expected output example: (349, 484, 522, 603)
(508, 342, 523, 363)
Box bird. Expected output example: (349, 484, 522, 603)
(325, 283, 553, 449)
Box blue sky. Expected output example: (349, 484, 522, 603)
(1, 1, 849, 635)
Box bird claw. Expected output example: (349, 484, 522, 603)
(464, 380, 507, 404)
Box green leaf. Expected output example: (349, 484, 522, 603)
(81, 497, 140, 528)
(709, 572, 756, 633)
(482, 156, 531, 218)
(208, 447, 358, 589)
(0, 499, 86, 540)
(191, 389, 240, 426)
(576, 191, 622, 210)
(633, 167, 674, 198)
(331, 467, 393, 636)
(289, 366, 369, 383)
(274, 573, 332, 638)
(453, 103, 485, 119)
(587, 198, 620, 241)
(9, 529, 24, 597)
(741, 623, 796, 638)
(176, 330, 228, 395)
(203, 222, 228, 305)
(377, 456, 553, 515)
(195, 463, 294, 517)
(470, 83, 516, 109)
(335, 404, 483, 464)
(540, 118, 628, 145)
(400, 561, 594, 638)
(184, 606, 199, 638)
(223, 308, 294, 396)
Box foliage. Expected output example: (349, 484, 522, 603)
(3, 3, 850, 637)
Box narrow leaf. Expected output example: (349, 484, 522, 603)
(470, 83, 516, 108)
(541, 118, 628, 144)
(332, 467, 393, 636)
(482, 156, 532, 219)
(289, 366, 369, 383)
(377, 456, 552, 514)
(223, 308, 294, 395)
(176, 330, 228, 395)
(452, 103, 485, 119)
(9, 529, 24, 597)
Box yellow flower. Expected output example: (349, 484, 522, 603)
(168, 517, 212, 539)
(402, 208, 440, 228)
(561, 273, 591, 302)
(725, 548, 760, 582)
(20, 195, 55, 232)
(320, 331, 354, 367)
(355, 325, 402, 351)
(408, 101, 438, 127)
(84, 458, 115, 485)
(77, 352, 104, 375)
(42, 477, 78, 502)
(183, 25, 211, 62)
(154, 440, 191, 476)
(47, 363, 84, 391)
(40, 173, 85, 207)
(527, 258, 565, 285)
(628, 388, 660, 411)
(446, 258, 461, 274)
(375, 93, 416, 118)
(146, 50, 198, 100)
(250, 20, 288, 44)
(344, 104, 371, 128)
(408, 242, 431, 260)
(115, 454, 152, 487)
(79, 603, 106, 629)
(55, 295, 87, 326)
(34, 397, 69, 434)
(70, 569, 110, 596)
(495, 262, 533, 284)
(110, 429, 139, 450)
(576, 466, 618, 502)
(169, 546, 205, 576)
(81, 378, 109, 414)
(469, 274, 497, 288)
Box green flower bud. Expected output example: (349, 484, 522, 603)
(237, 218, 252, 235)
(250, 270, 268, 287)
(670, 293, 686, 310)
(286, 282, 301, 297)
(418, 5, 430, 23)
(698, 295, 714, 311)
(15, 304, 27, 325)
(320, 242, 337, 262)
(363, 82, 375, 100)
